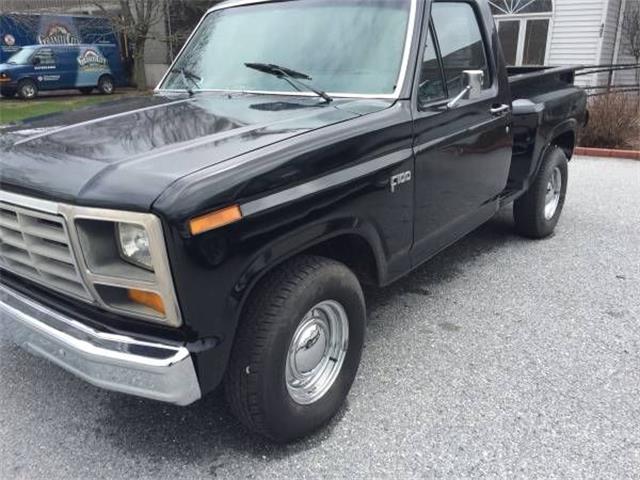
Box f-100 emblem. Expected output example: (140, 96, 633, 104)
(390, 171, 412, 193)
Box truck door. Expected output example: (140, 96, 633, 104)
(411, 0, 512, 263)
(31, 47, 61, 90)
(58, 47, 81, 88)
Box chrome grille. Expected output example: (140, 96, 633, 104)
(0, 202, 91, 300)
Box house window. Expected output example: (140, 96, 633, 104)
(491, 0, 553, 66)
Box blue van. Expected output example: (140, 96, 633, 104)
(0, 44, 126, 99)
(1, 13, 122, 64)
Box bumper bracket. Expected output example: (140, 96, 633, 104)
(0, 283, 201, 406)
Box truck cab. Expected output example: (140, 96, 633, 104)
(0, 0, 587, 443)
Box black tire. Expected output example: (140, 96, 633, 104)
(79, 87, 94, 95)
(514, 147, 569, 239)
(97, 75, 115, 95)
(16, 79, 38, 100)
(225, 255, 366, 443)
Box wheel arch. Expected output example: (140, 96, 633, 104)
(223, 217, 386, 335)
(547, 120, 577, 160)
(98, 72, 114, 82)
(232, 220, 385, 314)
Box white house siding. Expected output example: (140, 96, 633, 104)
(597, 0, 632, 90)
(601, 0, 623, 65)
(547, 0, 608, 86)
(144, 19, 170, 88)
(614, 0, 640, 87)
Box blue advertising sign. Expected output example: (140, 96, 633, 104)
(0, 13, 121, 63)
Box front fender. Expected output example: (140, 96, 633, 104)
(228, 216, 387, 315)
(168, 212, 394, 395)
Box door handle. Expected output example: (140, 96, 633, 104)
(490, 104, 511, 116)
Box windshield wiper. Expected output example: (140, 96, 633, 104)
(245, 62, 333, 103)
(170, 67, 202, 95)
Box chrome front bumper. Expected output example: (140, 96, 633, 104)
(0, 283, 201, 406)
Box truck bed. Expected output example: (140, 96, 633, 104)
(504, 65, 587, 199)
(508, 65, 582, 100)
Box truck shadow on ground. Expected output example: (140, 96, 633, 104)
(363, 207, 522, 335)
(4, 208, 527, 466)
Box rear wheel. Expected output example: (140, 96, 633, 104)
(97, 75, 115, 95)
(514, 147, 569, 239)
(17, 79, 38, 100)
(225, 255, 366, 443)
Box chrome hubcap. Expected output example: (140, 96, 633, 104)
(285, 300, 349, 405)
(23, 85, 35, 97)
(544, 167, 562, 220)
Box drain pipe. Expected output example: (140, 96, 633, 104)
(609, 0, 627, 89)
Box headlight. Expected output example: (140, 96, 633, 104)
(117, 222, 154, 271)
(73, 212, 182, 327)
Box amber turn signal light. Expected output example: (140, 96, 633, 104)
(127, 289, 166, 315)
(189, 205, 242, 236)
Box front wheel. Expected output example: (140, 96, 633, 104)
(225, 255, 366, 443)
(17, 79, 38, 100)
(514, 147, 569, 239)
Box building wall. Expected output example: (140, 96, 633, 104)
(614, 0, 640, 87)
(144, 15, 170, 88)
(601, 0, 624, 66)
(547, 0, 608, 86)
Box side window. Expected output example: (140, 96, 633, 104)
(418, 26, 446, 106)
(431, 2, 490, 97)
(33, 48, 56, 66)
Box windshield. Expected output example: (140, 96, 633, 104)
(6, 48, 35, 65)
(159, 0, 413, 96)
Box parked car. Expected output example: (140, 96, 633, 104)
(0, 0, 587, 442)
(0, 44, 125, 99)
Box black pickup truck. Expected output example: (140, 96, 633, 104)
(0, 0, 587, 442)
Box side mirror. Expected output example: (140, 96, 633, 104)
(447, 70, 485, 109)
(32, 57, 41, 66)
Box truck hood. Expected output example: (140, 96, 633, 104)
(0, 63, 25, 72)
(0, 93, 392, 210)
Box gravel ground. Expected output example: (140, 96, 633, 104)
(1, 156, 639, 479)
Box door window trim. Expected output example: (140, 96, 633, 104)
(33, 48, 57, 65)
(416, 21, 449, 108)
(413, 0, 498, 115)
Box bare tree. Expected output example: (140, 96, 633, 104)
(622, 2, 640, 90)
(165, 0, 213, 59)
(96, 0, 165, 90)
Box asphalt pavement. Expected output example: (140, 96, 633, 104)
(1, 156, 639, 479)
